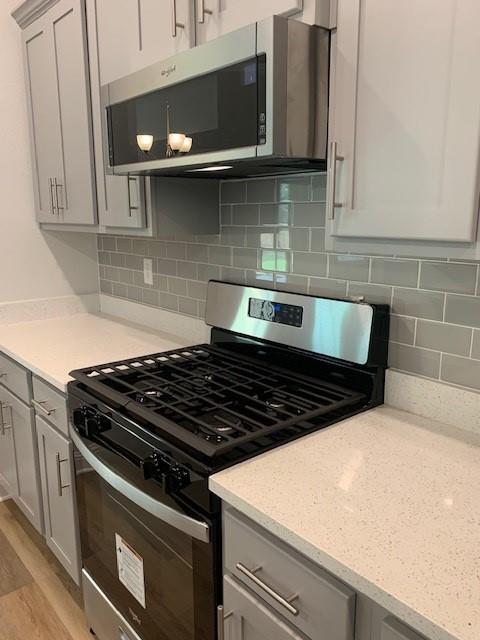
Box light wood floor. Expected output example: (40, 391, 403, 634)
(0, 500, 91, 640)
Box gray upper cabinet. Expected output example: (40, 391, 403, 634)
(327, 0, 480, 247)
(0, 387, 43, 533)
(93, 0, 193, 86)
(19, 0, 97, 226)
(36, 414, 81, 584)
(85, 0, 148, 232)
(223, 575, 307, 640)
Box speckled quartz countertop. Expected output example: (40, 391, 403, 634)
(0, 313, 192, 391)
(210, 406, 480, 640)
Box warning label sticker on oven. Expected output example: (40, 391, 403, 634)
(115, 533, 146, 608)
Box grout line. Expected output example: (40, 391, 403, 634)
(413, 317, 418, 345)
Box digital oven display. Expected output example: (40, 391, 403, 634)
(248, 298, 303, 328)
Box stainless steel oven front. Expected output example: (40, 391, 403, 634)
(69, 387, 220, 640)
(101, 15, 330, 177)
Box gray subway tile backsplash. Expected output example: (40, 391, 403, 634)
(246, 179, 276, 203)
(415, 319, 472, 357)
(472, 330, 480, 359)
(389, 315, 416, 345)
(294, 202, 326, 227)
(445, 294, 480, 328)
(371, 258, 418, 287)
(420, 261, 478, 294)
(97, 174, 480, 393)
(441, 355, 480, 391)
(388, 342, 441, 379)
(329, 254, 370, 282)
(292, 251, 327, 277)
(392, 287, 444, 321)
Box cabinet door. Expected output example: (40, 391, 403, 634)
(23, 0, 97, 225)
(223, 576, 307, 640)
(86, 0, 147, 230)
(23, 13, 63, 223)
(379, 617, 426, 640)
(0, 388, 43, 533)
(0, 396, 18, 499)
(95, 0, 193, 85)
(36, 416, 81, 584)
(195, 0, 303, 44)
(48, 0, 97, 225)
(328, 0, 480, 242)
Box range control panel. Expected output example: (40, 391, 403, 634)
(248, 297, 303, 328)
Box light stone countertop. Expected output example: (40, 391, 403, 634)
(210, 406, 480, 640)
(0, 312, 193, 392)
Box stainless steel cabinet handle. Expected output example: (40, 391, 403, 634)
(53, 178, 64, 213)
(70, 425, 210, 542)
(217, 605, 233, 640)
(32, 399, 56, 417)
(235, 562, 300, 616)
(171, 0, 185, 37)
(0, 402, 12, 436)
(198, 0, 213, 23)
(49, 178, 56, 214)
(56, 452, 70, 497)
(127, 177, 139, 216)
(326, 141, 344, 220)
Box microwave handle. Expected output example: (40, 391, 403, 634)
(70, 426, 210, 543)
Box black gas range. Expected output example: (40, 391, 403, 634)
(67, 281, 389, 640)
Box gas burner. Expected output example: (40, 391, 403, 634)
(265, 398, 286, 410)
(203, 412, 242, 435)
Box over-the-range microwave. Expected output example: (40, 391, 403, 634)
(101, 15, 330, 179)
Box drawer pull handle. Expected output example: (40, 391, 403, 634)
(32, 399, 56, 417)
(236, 562, 300, 616)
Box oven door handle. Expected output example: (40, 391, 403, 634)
(70, 427, 210, 543)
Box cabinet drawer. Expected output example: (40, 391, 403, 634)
(0, 352, 30, 403)
(224, 509, 355, 640)
(380, 617, 426, 640)
(32, 377, 68, 436)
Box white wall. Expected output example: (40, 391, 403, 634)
(0, 0, 98, 304)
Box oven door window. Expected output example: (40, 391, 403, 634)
(107, 55, 265, 166)
(74, 438, 215, 640)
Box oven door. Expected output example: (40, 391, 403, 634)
(70, 424, 217, 640)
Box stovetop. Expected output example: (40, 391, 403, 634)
(69, 281, 389, 469)
(70, 342, 367, 458)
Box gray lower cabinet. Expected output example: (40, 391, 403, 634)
(36, 415, 81, 584)
(380, 617, 425, 640)
(355, 596, 428, 640)
(0, 387, 43, 533)
(224, 508, 355, 640)
(20, 0, 96, 226)
(224, 575, 307, 640)
(0, 395, 18, 498)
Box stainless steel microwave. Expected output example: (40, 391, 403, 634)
(101, 15, 330, 179)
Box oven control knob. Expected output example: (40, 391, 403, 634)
(166, 466, 190, 492)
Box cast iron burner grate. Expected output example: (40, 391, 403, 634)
(71, 344, 366, 457)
